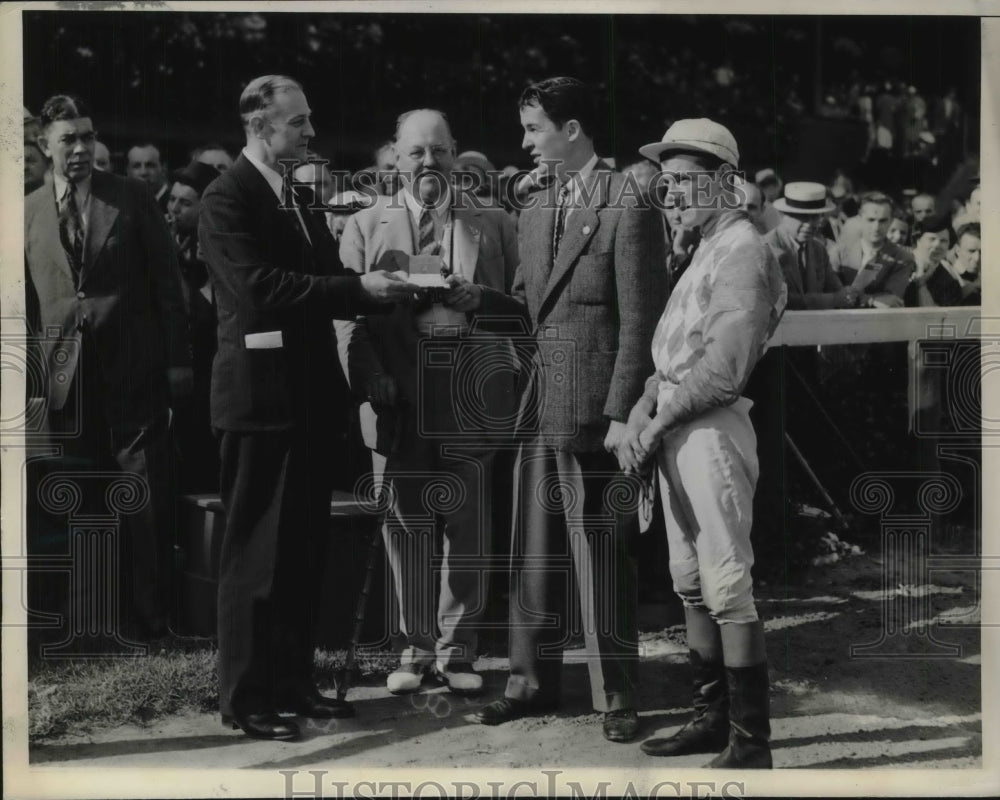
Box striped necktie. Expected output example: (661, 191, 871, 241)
(418, 207, 436, 253)
(59, 183, 84, 275)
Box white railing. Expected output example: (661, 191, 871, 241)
(769, 307, 984, 347)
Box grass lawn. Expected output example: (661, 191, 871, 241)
(27, 646, 399, 741)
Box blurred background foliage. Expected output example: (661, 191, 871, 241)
(24, 11, 980, 173)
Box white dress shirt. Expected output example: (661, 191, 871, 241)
(52, 172, 92, 236)
(242, 147, 312, 244)
(401, 187, 468, 334)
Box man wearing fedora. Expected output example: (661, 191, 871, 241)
(626, 119, 786, 768)
(764, 182, 860, 310)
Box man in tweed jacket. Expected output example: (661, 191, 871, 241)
(456, 77, 668, 742)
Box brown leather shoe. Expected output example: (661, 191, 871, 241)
(603, 709, 640, 743)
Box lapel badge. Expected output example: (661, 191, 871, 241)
(582, 225, 591, 235)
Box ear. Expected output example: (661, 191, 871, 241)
(565, 120, 581, 142)
(248, 114, 267, 140)
(37, 131, 52, 159)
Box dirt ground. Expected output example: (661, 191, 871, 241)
(27, 551, 984, 776)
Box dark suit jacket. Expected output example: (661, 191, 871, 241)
(24, 170, 189, 431)
(337, 191, 520, 453)
(199, 153, 372, 433)
(480, 161, 668, 452)
(764, 227, 844, 309)
(828, 238, 914, 302)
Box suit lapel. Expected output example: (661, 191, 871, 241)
(453, 207, 484, 284)
(379, 194, 417, 257)
(539, 167, 607, 312)
(233, 154, 310, 263)
(35, 188, 77, 287)
(83, 173, 119, 284)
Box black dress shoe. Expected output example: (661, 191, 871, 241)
(278, 689, 356, 719)
(225, 711, 300, 741)
(474, 697, 529, 726)
(473, 697, 556, 726)
(603, 709, 640, 743)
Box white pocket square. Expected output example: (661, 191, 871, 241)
(244, 330, 283, 349)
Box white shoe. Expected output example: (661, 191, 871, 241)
(434, 662, 483, 695)
(387, 662, 427, 694)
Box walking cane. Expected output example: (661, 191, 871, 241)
(784, 432, 853, 535)
(335, 403, 404, 702)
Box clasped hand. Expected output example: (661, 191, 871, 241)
(606, 407, 662, 475)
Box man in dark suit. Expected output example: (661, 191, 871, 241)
(126, 142, 170, 216)
(167, 161, 221, 493)
(764, 181, 860, 310)
(198, 74, 416, 742)
(466, 78, 668, 742)
(24, 94, 191, 638)
(337, 108, 520, 698)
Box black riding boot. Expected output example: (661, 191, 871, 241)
(707, 662, 772, 769)
(641, 650, 729, 757)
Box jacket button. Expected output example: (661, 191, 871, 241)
(76, 291, 85, 299)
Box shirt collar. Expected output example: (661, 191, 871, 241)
(403, 184, 452, 224)
(860, 239, 882, 262)
(52, 171, 91, 204)
(242, 147, 285, 201)
(559, 153, 599, 198)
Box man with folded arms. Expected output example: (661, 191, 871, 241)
(628, 119, 786, 768)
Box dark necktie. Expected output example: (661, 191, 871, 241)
(797, 242, 809, 288)
(59, 184, 84, 275)
(552, 183, 570, 260)
(293, 187, 330, 252)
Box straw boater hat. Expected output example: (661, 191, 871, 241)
(772, 182, 835, 215)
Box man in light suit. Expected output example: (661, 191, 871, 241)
(827, 191, 915, 307)
(338, 109, 520, 697)
(764, 182, 860, 310)
(25, 95, 190, 640)
(464, 78, 668, 742)
(199, 75, 415, 741)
